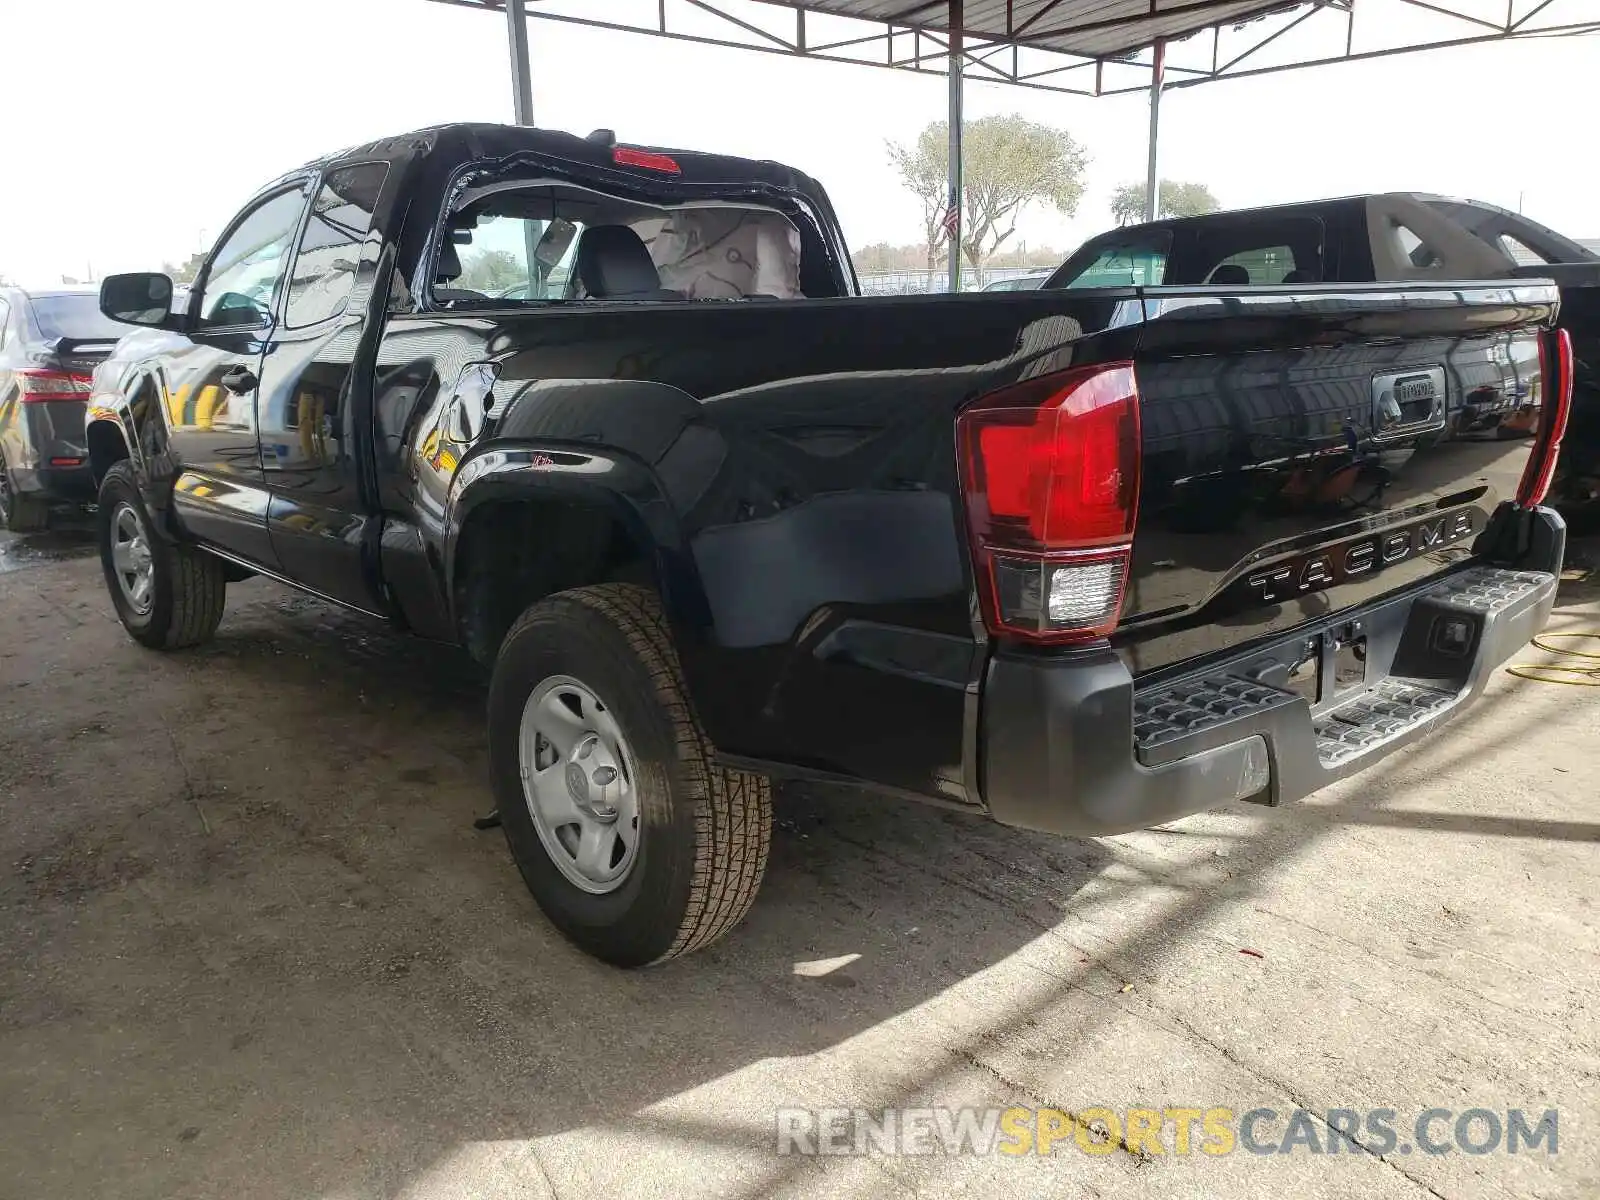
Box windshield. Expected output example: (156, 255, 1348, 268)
(29, 293, 125, 341)
(451, 213, 579, 300)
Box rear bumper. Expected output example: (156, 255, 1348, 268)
(979, 506, 1565, 838)
(9, 462, 95, 500)
(10, 401, 92, 499)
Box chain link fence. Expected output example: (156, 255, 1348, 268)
(856, 266, 1053, 295)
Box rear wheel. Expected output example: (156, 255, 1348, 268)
(0, 452, 49, 532)
(488, 584, 771, 966)
(97, 462, 227, 649)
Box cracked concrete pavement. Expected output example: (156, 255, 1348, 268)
(1, 527, 1597, 1199)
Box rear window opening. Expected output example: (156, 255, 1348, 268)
(430, 179, 836, 308)
(29, 293, 126, 342)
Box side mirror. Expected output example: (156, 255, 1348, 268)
(100, 272, 178, 328)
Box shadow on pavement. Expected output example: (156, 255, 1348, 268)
(5, 580, 1115, 1199)
(3, 542, 1594, 1199)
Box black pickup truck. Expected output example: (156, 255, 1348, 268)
(1048, 192, 1598, 517)
(88, 124, 1570, 966)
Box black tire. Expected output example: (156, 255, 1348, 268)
(0, 452, 49, 532)
(488, 583, 771, 966)
(97, 462, 227, 650)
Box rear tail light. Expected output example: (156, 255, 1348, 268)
(613, 146, 681, 174)
(1517, 327, 1574, 506)
(17, 368, 92, 402)
(957, 361, 1141, 643)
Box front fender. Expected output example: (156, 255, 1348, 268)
(87, 356, 181, 526)
(85, 408, 136, 478)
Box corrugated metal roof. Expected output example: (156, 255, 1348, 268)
(777, 0, 1297, 60)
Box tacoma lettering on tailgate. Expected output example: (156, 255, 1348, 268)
(1246, 510, 1477, 603)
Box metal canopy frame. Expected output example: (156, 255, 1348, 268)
(425, 0, 1599, 284)
(428, 1, 1598, 98)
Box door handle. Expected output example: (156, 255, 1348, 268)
(220, 366, 258, 394)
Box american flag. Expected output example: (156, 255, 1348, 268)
(941, 200, 960, 239)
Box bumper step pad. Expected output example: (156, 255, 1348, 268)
(1427, 567, 1551, 614)
(1313, 679, 1456, 766)
(1134, 675, 1298, 762)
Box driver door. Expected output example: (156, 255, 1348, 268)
(164, 184, 310, 566)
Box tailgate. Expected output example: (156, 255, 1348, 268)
(1119, 281, 1559, 676)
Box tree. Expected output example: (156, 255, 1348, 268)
(1110, 180, 1220, 226)
(888, 115, 1089, 274)
(163, 252, 207, 284)
(888, 137, 952, 273)
(454, 248, 524, 295)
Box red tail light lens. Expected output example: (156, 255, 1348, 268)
(1517, 327, 1574, 506)
(957, 362, 1141, 643)
(17, 368, 93, 402)
(613, 146, 681, 174)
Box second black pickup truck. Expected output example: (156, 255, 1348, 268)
(1049, 192, 1598, 518)
(88, 124, 1571, 965)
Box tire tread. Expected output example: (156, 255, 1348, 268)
(502, 583, 771, 962)
(99, 462, 226, 650)
(163, 544, 228, 648)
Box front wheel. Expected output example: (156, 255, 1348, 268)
(97, 462, 227, 649)
(488, 584, 771, 966)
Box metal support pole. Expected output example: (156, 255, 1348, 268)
(947, 0, 964, 292)
(1144, 38, 1165, 223)
(505, 0, 537, 294)
(506, 0, 534, 125)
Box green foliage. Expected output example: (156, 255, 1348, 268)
(454, 248, 525, 295)
(888, 114, 1089, 271)
(162, 252, 207, 285)
(1109, 180, 1220, 226)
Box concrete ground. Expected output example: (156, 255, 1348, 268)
(1, 525, 1597, 1200)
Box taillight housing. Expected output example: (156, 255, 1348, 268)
(1517, 327, 1574, 506)
(17, 368, 92, 402)
(957, 361, 1141, 643)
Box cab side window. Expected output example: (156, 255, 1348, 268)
(1058, 231, 1172, 288)
(1186, 217, 1325, 284)
(195, 189, 309, 331)
(285, 163, 390, 328)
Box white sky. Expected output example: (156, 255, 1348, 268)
(3, 0, 1597, 284)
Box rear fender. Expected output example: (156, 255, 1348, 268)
(444, 441, 713, 648)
